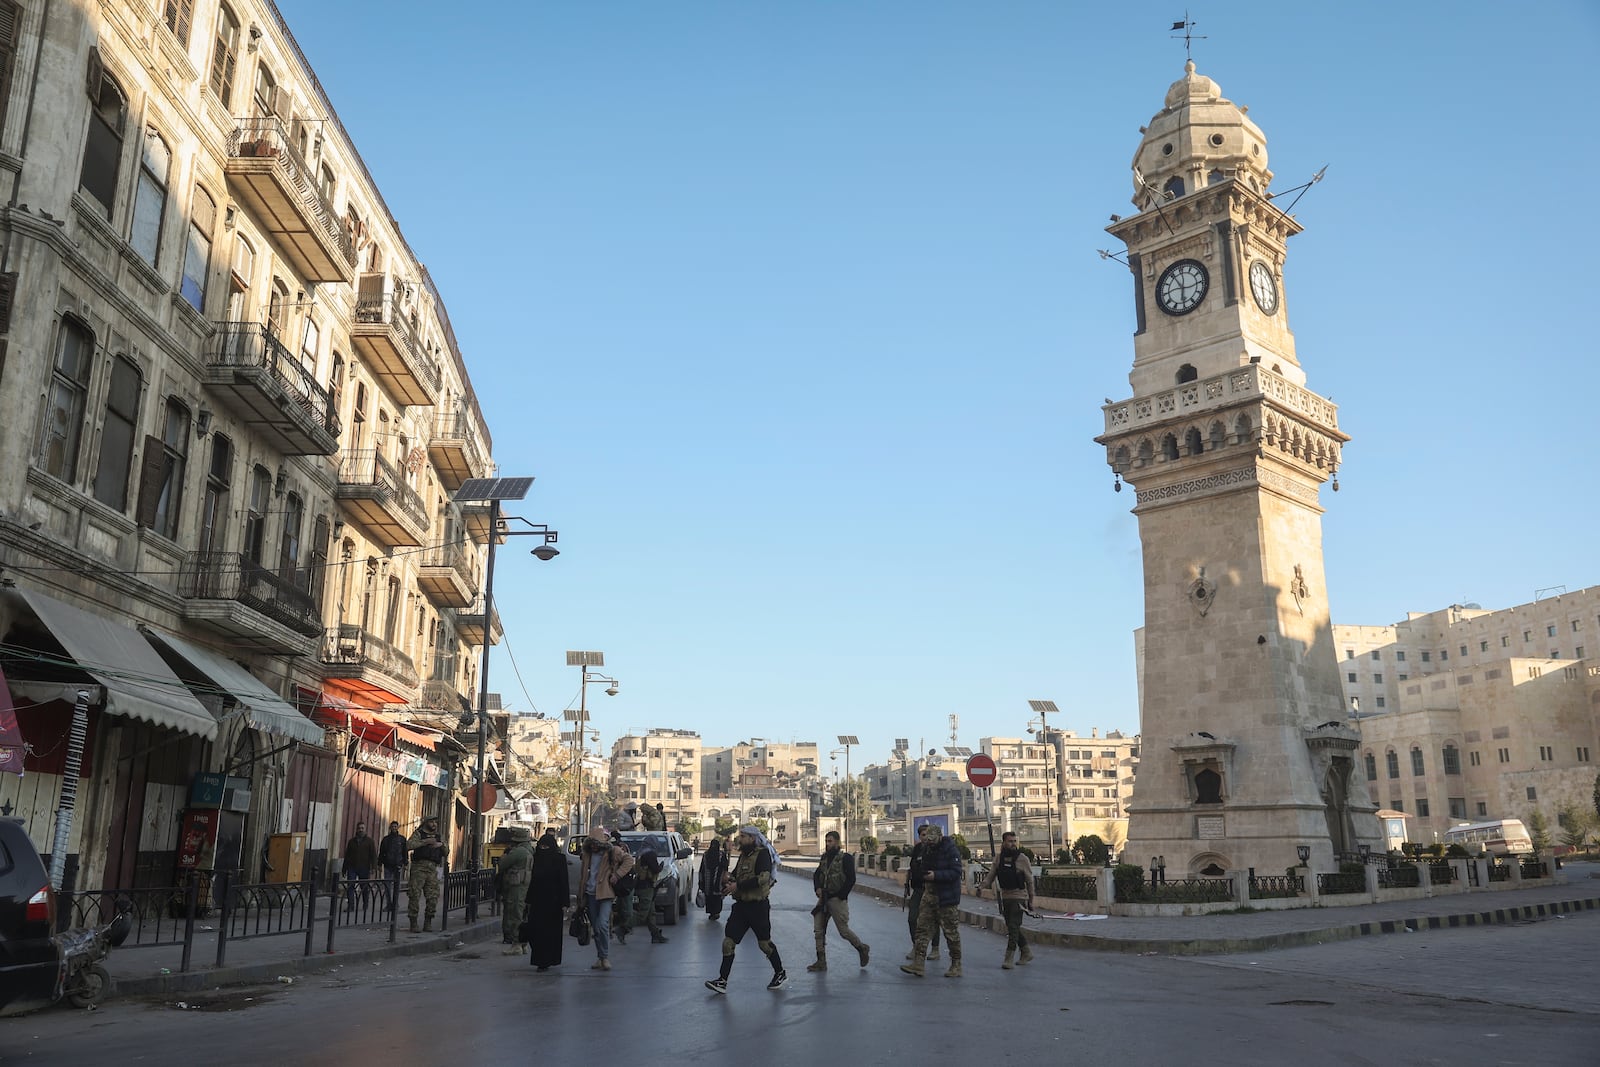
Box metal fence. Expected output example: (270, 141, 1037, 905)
(1376, 866, 1420, 890)
(1430, 862, 1456, 885)
(1317, 871, 1366, 895)
(1248, 874, 1302, 899)
(1036, 873, 1098, 901)
(1125, 878, 1233, 904)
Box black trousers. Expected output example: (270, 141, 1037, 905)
(725, 898, 772, 945)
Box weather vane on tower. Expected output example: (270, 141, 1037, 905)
(1170, 14, 1207, 61)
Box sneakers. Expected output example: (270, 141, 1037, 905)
(806, 961, 827, 972)
(590, 958, 611, 971)
(857, 942, 871, 967)
(767, 969, 789, 990)
(704, 977, 728, 995)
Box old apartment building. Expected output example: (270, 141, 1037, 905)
(0, 0, 499, 891)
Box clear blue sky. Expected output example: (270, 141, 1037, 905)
(278, 1, 1600, 768)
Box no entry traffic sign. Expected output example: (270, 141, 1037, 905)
(965, 753, 998, 788)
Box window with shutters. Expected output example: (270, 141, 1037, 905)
(145, 399, 190, 538)
(181, 186, 216, 312)
(130, 128, 171, 266)
(199, 435, 232, 554)
(253, 62, 277, 121)
(162, 0, 194, 47)
(383, 576, 401, 643)
(278, 492, 303, 584)
(267, 279, 289, 337)
(0, 1, 21, 135)
(243, 464, 270, 562)
(92, 356, 143, 509)
(80, 65, 127, 219)
(39, 317, 95, 480)
(308, 516, 330, 606)
(210, 5, 240, 106)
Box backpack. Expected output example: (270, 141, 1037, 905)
(639, 805, 665, 831)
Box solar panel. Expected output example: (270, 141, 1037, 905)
(837, 734, 860, 745)
(1027, 699, 1060, 714)
(455, 476, 534, 502)
(566, 650, 605, 667)
(945, 746, 972, 758)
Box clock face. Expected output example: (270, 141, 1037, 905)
(1156, 259, 1208, 315)
(1249, 260, 1279, 314)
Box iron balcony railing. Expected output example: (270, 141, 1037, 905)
(205, 321, 340, 438)
(352, 291, 443, 395)
(228, 116, 357, 270)
(421, 540, 478, 593)
(431, 408, 486, 471)
(323, 626, 419, 690)
(337, 450, 430, 531)
(179, 551, 322, 636)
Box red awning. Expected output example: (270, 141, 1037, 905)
(0, 664, 25, 776)
(309, 692, 435, 749)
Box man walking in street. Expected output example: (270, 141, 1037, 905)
(629, 848, 670, 944)
(406, 816, 446, 932)
(900, 822, 963, 978)
(343, 822, 378, 912)
(978, 831, 1035, 969)
(903, 832, 941, 962)
(705, 826, 788, 994)
(378, 820, 408, 919)
(808, 830, 869, 971)
(496, 825, 535, 954)
(578, 825, 635, 971)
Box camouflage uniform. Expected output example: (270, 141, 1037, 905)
(407, 819, 446, 931)
(497, 827, 535, 950)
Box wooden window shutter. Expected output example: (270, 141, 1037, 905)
(0, 0, 18, 133)
(269, 85, 290, 119)
(85, 45, 104, 99)
(0, 271, 15, 334)
(134, 434, 166, 527)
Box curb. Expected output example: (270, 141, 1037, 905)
(797, 866, 1600, 956)
(109, 918, 502, 999)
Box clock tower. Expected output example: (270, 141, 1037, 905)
(1095, 62, 1380, 877)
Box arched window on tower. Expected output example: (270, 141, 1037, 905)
(1208, 168, 1224, 185)
(1161, 434, 1180, 461)
(1233, 413, 1253, 443)
(1194, 769, 1222, 804)
(1137, 439, 1154, 466)
(1209, 421, 1226, 451)
(1176, 363, 1197, 384)
(1185, 428, 1204, 456)
(1164, 176, 1185, 200)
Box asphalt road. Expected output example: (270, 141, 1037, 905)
(5, 873, 1596, 1066)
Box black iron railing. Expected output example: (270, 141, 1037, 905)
(1429, 862, 1456, 885)
(1317, 871, 1367, 895)
(322, 626, 419, 689)
(1036, 873, 1098, 901)
(180, 551, 322, 636)
(1124, 878, 1233, 904)
(205, 320, 341, 438)
(337, 449, 430, 532)
(1376, 866, 1420, 889)
(352, 291, 443, 395)
(1248, 874, 1303, 899)
(228, 117, 356, 269)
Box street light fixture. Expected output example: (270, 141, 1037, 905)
(565, 651, 617, 834)
(453, 477, 559, 923)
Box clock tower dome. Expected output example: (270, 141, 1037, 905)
(1095, 62, 1379, 878)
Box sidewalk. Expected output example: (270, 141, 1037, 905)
(102, 893, 502, 999)
(788, 860, 1600, 956)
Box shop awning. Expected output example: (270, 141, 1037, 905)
(312, 693, 436, 749)
(144, 630, 324, 745)
(17, 590, 216, 739)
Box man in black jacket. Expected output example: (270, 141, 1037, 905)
(903, 836, 941, 961)
(808, 831, 870, 971)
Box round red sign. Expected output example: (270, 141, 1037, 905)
(965, 753, 998, 788)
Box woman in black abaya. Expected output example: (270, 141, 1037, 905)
(527, 830, 569, 971)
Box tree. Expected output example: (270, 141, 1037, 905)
(1072, 834, 1109, 866)
(678, 816, 704, 838)
(827, 778, 878, 827)
(1557, 805, 1595, 852)
(1593, 771, 1600, 821)
(751, 818, 770, 835)
(714, 815, 738, 836)
(1526, 808, 1552, 853)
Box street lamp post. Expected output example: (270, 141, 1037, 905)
(836, 735, 858, 849)
(565, 651, 617, 835)
(1027, 700, 1062, 861)
(454, 477, 559, 923)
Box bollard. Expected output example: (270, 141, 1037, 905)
(304, 865, 319, 958)
(215, 870, 232, 968)
(180, 871, 198, 973)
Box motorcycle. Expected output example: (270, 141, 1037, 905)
(53, 907, 131, 1009)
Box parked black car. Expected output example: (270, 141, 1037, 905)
(0, 818, 57, 1017)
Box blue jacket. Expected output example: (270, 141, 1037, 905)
(923, 836, 963, 907)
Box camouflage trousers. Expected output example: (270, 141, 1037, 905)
(408, 861, 440, 921)
(913, 892, 960, 960)
(999, 898, 1029, 951)
(501, 886, 528, 943)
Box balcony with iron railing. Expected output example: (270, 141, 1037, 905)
(427, 408, 487, 491)
(225, 117, 356, 284)
(417, 540, 478, 609)
(454, 599, 501, 647)
(461, 502, 499, 546)
(351, 285, 441, 406)
(178, 552, 321, 656)
(321, 625, 419, 702)
(335, 450, 429, 547)
(202, 321, 340, 455)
